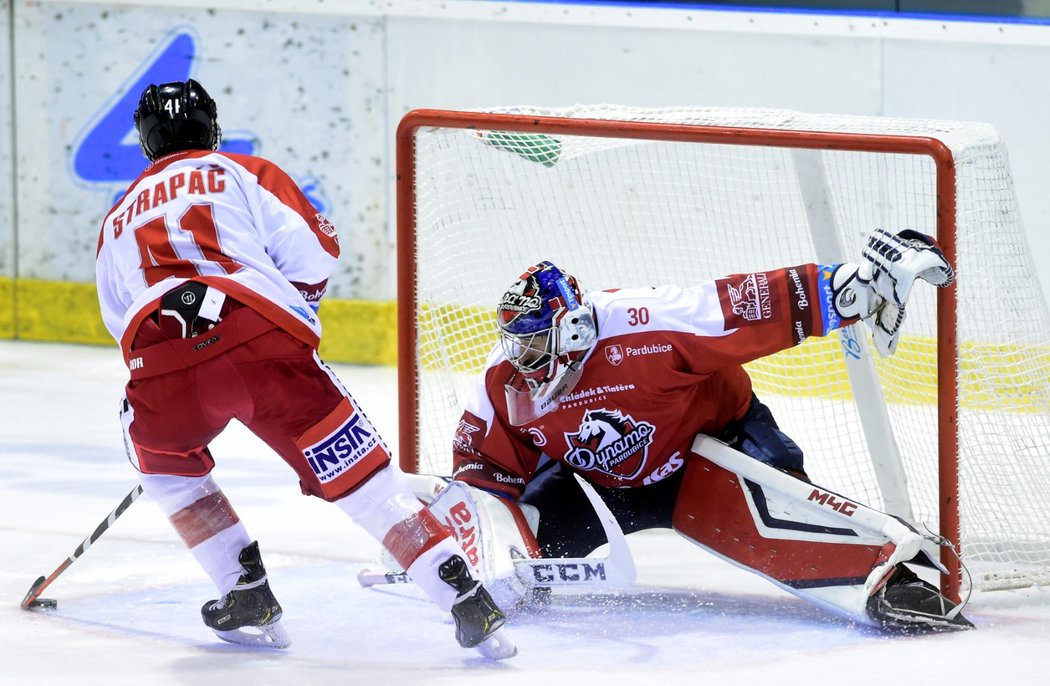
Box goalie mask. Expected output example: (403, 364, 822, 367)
(497, 261, 597, 404)
(134, 79, 221, 162)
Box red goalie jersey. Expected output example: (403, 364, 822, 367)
(451, 264, 854, 496)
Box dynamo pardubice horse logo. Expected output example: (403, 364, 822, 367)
(563, 408, 655, 480)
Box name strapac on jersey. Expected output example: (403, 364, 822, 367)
(303, 410, 380, 483)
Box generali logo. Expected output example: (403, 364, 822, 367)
(718, 272, 775, 329)
(316, 213, 337, 239)
(727, 272, 771, 322)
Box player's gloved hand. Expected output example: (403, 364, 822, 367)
(831, 229, 955, 357)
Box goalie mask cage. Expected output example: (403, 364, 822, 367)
(397, 105, 1050, 602)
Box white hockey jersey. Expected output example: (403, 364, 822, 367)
(451, 264, 850, 495)
(95, 150, 339, 363)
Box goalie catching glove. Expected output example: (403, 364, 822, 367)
(830, 228, 955, 357)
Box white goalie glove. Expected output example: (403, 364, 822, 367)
(831, 228, 955, 357)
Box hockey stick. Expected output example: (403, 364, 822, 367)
(20, 484, 144, 611)
(358, 542, 635, 590)
(359, 474, 636, 590)
(514, 473, 636, 588)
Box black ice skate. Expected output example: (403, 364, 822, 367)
(201, 541, 291, 648)
(866, 563, 974, 632)
(438, 554, 517, 659)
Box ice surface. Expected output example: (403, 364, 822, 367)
(2, 340, 1048, 685)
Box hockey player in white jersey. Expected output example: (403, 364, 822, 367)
(94, 80, 513, 657)
(427, 236, 973, 633)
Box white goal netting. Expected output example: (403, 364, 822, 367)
(401, 105, 1050, 594)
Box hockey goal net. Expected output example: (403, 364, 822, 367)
(397, 105, 1050, 600)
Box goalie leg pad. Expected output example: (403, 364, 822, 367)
(673, 434, 965, 628)
(427, 481, 542, 609)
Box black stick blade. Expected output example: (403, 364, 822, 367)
(20, 576, 49, 611)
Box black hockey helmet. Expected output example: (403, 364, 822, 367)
(134, 79, 221, 161)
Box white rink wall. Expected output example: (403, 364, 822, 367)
(3, 0, 1050, 303)
(4, 0, 387, 296)
(0, 0, 13, 281)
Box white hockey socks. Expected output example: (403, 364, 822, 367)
(139, 472, 252, 595)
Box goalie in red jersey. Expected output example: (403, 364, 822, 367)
(409, 230, 973, 632)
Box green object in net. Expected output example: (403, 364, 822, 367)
(479, 130, 562, 168)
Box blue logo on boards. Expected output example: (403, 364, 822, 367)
(72, 27, 328, 213)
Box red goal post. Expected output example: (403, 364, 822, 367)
(396, 106, 1048, 604)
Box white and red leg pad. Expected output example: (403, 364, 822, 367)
(426, 480, 542, 609)
(674, 434, 946, 624)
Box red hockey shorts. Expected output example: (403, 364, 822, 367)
(121, 304, 390, 502)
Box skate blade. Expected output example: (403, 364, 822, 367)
(212, 620, 292, 649)
(876, 607, 975, 633)
(474, 628, 517, 660)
